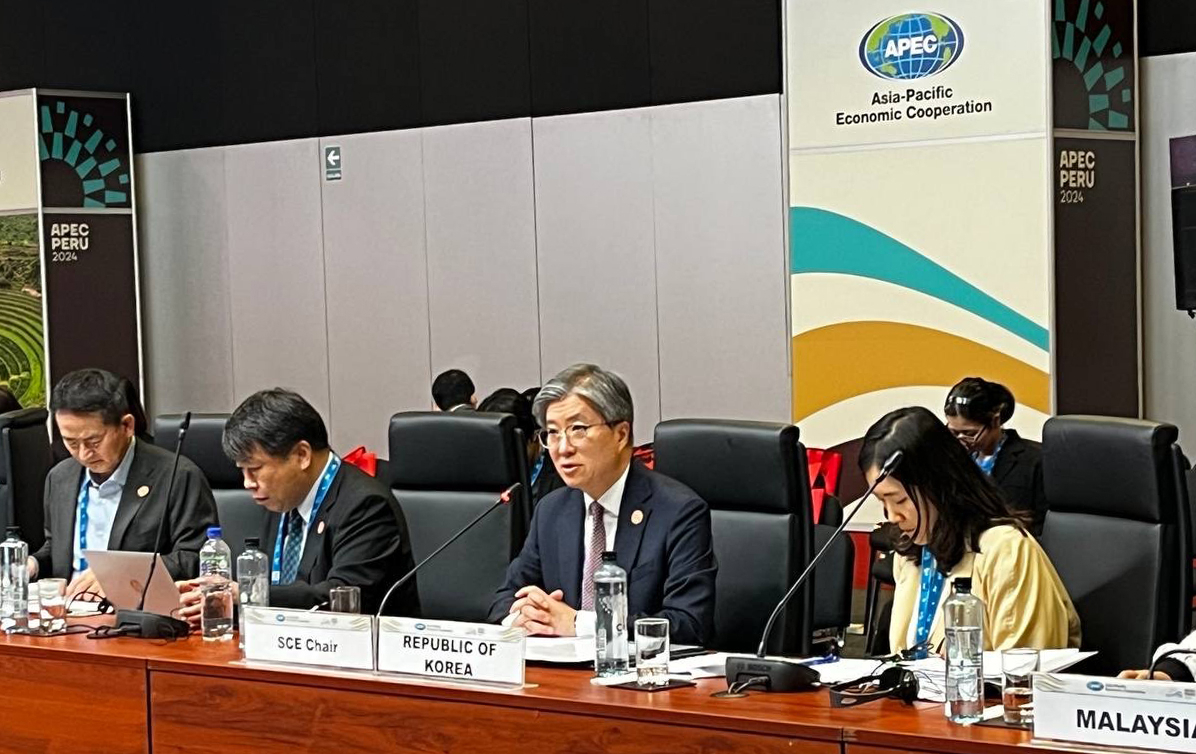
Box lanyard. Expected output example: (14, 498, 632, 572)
(973, 432, 1007, 476)
(530, 453, 545, 486)
(271, 455, 341, 585)
(76, 473, 93, 572)
(914, 548, 945, 658)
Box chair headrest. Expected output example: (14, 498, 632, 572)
(0, 407, 48, 430)
(388, 411, 525, 490)
(1043, 415, 1180, 522)
(654, 419, 803, 514)
(155, 414, 242, 488)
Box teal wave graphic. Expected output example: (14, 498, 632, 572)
(790, 207, 1049, 351)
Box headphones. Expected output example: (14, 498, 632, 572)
(828, 666, 920, 708)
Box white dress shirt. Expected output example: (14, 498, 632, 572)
(574, 462, 631, 637)
(72, 438, 137, 576)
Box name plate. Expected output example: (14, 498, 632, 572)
(1035, 673, 1196, 753)
(376, 617, 525, 686)
(242, 606, 375, 671)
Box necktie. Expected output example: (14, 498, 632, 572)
(581, 500, 606, 611)
(279, 509, 305, 584)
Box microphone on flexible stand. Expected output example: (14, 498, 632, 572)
(724, 449, 905, 693)
(110, 412, 193, 639)
(374, 482, 521, 619)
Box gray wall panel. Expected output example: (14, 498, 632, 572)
(1142, 53, 1196, 443)
(320, 130, 431, 452)
(224, 139, 332, 420)
(533, 109, 662, 438)
(135, 149, 236, 417)
(652, 95, 790, 423)
(422, 120, 542, 399)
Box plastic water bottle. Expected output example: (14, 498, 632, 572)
(0, 527, 29, 633)
(235, 537, 269, 650)
(944, 577, 985, 723)
(199, 527, 234, 641)
(593, 551, 629, 677)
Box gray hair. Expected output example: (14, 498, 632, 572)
(532, 363, 634, 434)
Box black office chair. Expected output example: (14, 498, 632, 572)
(1041, 416, 1192, 675)
(653, 419, 814, 656)
(0, 408, 52, 549)
(811, 497, 855, 648)
(156, 414, 266, 561)
(388, 411, 531, 623)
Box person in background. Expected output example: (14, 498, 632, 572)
(0, 385, 21, 414)
(176, 388, 419, 620)
(1120, 632, 1196, 681)
(118, 376, 154, 444)
(488, 363, 717, 646)
(944, 377, 1047, 535)
(30, 368, 217, 597)
(478, 387, 564, 507)
(862, 406, 1079, 654)
(432, 368, 477, 412)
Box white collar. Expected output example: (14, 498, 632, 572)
(86, 437, 137, 491)
(294, 454, 336, 524)
(583, 461, 632, 519)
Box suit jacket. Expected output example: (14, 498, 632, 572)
(32, 441, 218, 581)
(488, 461, 717, 646)
(992, 430, 1047, 535)
(263, 461, 420, 617)
(890, 525, 1081, 652)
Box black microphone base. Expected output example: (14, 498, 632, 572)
(726, 656, 820, 692)
(114, 609, 190, 639)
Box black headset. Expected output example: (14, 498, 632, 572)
(828, 666, 920, 707)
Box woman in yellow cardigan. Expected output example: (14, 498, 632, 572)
(860, 407, 1081, 655)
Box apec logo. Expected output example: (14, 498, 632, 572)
(1087, 680, 1105, 692)
(859, 13, 964, 80)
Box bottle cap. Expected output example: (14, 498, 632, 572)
(206, 526, 222, 539)
(601, 551, 617, 563)
(5, 526, 20, 538)
(954, 577, 972, 593)
(244, 537, 260, 549)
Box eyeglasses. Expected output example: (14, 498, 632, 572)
(63, 430, 111, 454)
(948, 426, 986, 444)
(536, 421, 620, 449)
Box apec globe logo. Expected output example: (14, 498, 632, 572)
(860, 13, 964, 80)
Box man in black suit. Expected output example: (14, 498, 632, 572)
(177, 389, 419, 620)
(29, 369, 218, 596)
(488, 364, 716, 646)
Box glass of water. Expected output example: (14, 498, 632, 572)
(38, 579, 67, 634)
(329, 586, 361, 614)
(634, 618, 670, 687)
(1001, 648, 1039, 725)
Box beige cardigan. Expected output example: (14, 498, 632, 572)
(890, 525, 1081, 652)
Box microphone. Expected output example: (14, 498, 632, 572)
(374, 482, 520, 619)
(725, 449, 904, 692)
(112, 412, 193, 639)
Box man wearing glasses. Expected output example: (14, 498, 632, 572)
(488, 363, 717, 646)
(28, 368, 217, 598)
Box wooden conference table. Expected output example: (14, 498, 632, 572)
(0, 632, 1077, 754)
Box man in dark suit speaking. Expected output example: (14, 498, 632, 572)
(177, 389, 420, 620)
(488, 364, 716, 646)
(29, 368, 218, 596)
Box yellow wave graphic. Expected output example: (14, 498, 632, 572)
(793, 321, 1050, 422)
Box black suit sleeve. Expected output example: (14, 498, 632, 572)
(269, 492, 402, 611)
(161, 462, 219, 581)
(632, 495, 717, 646)
(487, 507, 545, 622)
(30, 472, 56, 577)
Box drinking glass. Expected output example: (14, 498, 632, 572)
(38, 579, 67, 634)
(1001, 648, 1039, 725)
(329, 586, 361, 614)
(634, 618, 670, 687)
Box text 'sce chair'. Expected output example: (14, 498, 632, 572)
(0, 408, 52, 549)
(1041, 416, 1192, 675)
(155, 414, 266, 561)
(654, 419, 815, 656)
(388, 411, 530, 623)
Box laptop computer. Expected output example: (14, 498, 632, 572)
(82, 550, 183, 617)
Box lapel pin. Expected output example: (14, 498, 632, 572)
(137, 485, 150, 498)
(631, 509, 644, 525)
(317, 520, 326, 535)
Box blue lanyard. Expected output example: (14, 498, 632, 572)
(271, 456, 341, 585)
(914, 548, 945, 658)
(973, 432, 1007, 476)
(76, 473, 93, 571)
(530, 453, 545, 486)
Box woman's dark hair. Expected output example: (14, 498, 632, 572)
(0, 385, 21, 414)
(479, 387, 536, 441)
(222, 388, 329, 462)
(944, 377, 1016, 425)
(858, 406, 1023, 572)
(118, 377, 149, 438)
